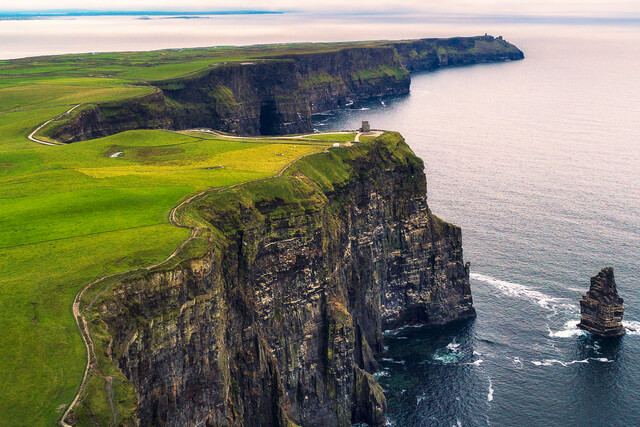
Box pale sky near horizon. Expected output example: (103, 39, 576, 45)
(3, 0, 640, 17)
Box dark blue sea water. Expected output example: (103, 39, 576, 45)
(314, 28, 640, 426)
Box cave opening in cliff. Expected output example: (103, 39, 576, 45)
(259, 100, 279, 135)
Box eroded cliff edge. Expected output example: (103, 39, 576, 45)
(49, 35, 523, 142)
(82, 133, 475, 426)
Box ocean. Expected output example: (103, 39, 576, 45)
(314, 25, 640, 426)
(2, 14, 639, 426)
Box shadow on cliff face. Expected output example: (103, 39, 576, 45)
(260, 100, 279, 135)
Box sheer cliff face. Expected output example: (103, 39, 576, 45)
(49, 36, 524, 142)
(51, 47, 410, 142)
(96, 134, 474, 426)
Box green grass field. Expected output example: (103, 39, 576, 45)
(302, 133, 356, 142)
(0, 103, 330, 424)
(0, 39, 389, 426)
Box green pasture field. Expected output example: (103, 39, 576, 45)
(0, 39, 384, 426)
(302, 132, 356, 142)
(0, 109, 329, 424)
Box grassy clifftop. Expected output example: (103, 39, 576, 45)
(70, 131, 428, 425)
(0, 124, 346, 425)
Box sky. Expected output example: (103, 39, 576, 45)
(2, 0, 640, 18)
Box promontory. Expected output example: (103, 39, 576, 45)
(0, 35, 524, 426)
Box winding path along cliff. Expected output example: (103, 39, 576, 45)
(49, 35, 524, 142)
(78, 132, 475, 426)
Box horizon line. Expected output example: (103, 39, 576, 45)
(0, 9, 639, 23)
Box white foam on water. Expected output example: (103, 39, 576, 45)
(548, 320, 640, 338)
(382, 358, 406, 365)
(473, 350, 482, 356)
(585, 341, 602, 353)
(467, 359, 483, 366)
(548, 320, 587, 338)
(446, 343, 461, 351)
(487, 378, 494, 402)
(432, 341, 465, 364)
(624, 320, 640, 335)
(512, 357, 523, 367)
(373, 370, 390, 379)
(383, 323, 424, 336)
(471, 273, 575, 313)
(531, 357, 612, 367)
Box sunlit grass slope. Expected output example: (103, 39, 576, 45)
(0, 120, 329, 425)
(0, 39, 365, 426)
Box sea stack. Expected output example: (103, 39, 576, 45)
(577, 267, 625, 337)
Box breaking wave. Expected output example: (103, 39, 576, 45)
(548, 320, 587, 338)
(624, 320, 640, 335)
(432, 342, 465, 364)
(531, 357, 612, 367)
(471, 273, 575, 314)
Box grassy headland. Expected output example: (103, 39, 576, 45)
(0, 35, 523, 425)
(0, 120, 334, 424)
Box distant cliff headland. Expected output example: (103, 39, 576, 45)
(43, 35, 523, 142)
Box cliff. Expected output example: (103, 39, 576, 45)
(48, 36, 523, 142)
(390, 35, 524, 72)
(578, 267, 625, 338)
(76, 133, 475, 426)
(50, 47, 409, 141)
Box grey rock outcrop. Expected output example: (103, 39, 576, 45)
(578, 267, 625, 338)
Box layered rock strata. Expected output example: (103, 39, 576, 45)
(50, 35, 523, 142)
(578, 267, 625, 338)
(92, 133, 475, 426)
